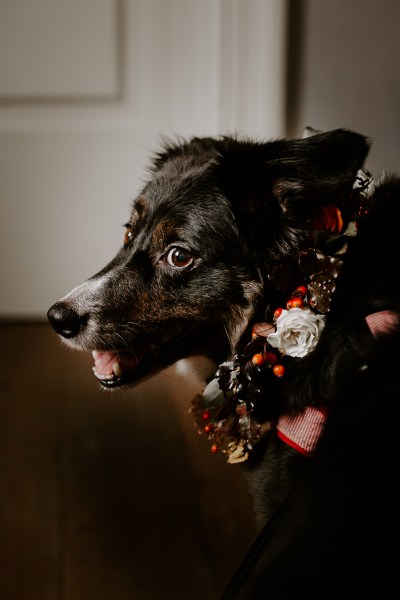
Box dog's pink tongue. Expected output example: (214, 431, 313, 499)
(92, 350, 142, 376)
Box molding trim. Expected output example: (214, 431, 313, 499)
(219, 0, 288, 139)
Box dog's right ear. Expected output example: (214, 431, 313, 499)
(215, 128, 370, 212)
(213, 128, 370, 258)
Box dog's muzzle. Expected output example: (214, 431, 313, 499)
(47, 299, 149, 388)
(47, 301, 87, 339)
(47, 299, 203, 389)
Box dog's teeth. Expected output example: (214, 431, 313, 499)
(113, 362, 123, 377)
(92, 366, 115, 381)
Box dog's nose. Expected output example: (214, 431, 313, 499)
(47, 301, 85, 338)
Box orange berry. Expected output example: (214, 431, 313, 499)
(274, 307, 283, 319)
(202, 411, 211, 421)
(251, 353, 265, 366)
(204, 423, 213, 434)
(273, 364, 285, 377)
(210, 444, 219, 454)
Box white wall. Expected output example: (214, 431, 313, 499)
(0, 0, 288, 318)
(288, 0, 400, 175)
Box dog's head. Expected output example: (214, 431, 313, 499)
(47, 129, 369, 388)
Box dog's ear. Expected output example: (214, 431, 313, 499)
(271, 127, 370, 199)
(214, 128, 370, 258)
(216, 128, 370, 212)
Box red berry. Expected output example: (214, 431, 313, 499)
(274, 307, 283, 319)
(202, 411, 211, 421)
(251, 353, 265, 366)
(273, 364, 285, 377)
(295, 285, 307, 298)
(286, 298, 303, 309)
(210, 444, 219, 454)
(264, 351, 277, 365)
(204, 424, 213, 434)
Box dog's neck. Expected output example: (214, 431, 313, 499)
(192, 170, 376, 464)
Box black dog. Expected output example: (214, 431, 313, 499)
(47, 129, 400, 593)
(47, 127, 369, 390)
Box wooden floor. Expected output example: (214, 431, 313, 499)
(0, 323, 259, 600)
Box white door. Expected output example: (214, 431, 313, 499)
(0, 0, 287, 317)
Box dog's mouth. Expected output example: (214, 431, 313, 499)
(91, 347, 150, 387)
(90, 322, 220, 389)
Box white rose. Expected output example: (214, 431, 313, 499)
(267, 308, 326, 358)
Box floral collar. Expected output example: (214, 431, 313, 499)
(191, 170, 374, 463)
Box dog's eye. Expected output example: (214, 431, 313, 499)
(123, 224, 133, 246)
(166, 247, 193, 269)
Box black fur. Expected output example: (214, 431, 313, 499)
(235, 327, 400, 598)
(244, 170, 400, 521)
(47, 129, 400, 593)
(47, 128, 370, 375)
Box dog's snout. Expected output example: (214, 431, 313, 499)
(47, 301, 86, 339)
